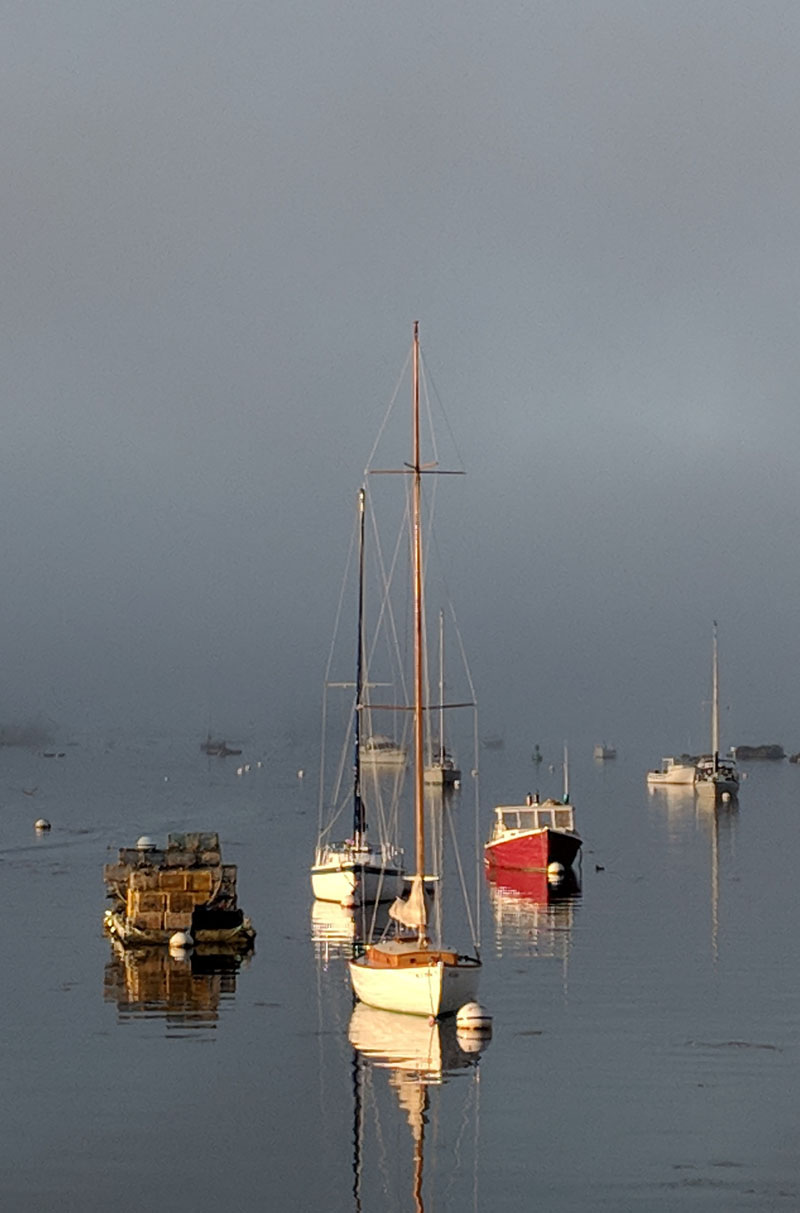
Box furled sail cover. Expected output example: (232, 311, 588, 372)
(388, 875, 428, 930)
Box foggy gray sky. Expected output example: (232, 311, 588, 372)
(3, 1, 800, 753)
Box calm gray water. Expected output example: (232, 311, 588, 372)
(1, 734, 798, 1211)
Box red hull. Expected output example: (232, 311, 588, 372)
(484, 827, 581, 873)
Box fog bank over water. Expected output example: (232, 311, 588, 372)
(3, 3, 800, 755)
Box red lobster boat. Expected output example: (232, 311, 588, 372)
(484, 794, 582, 874)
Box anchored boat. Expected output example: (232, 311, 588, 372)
(695, 621, 740, 803)
(484, 746, 582, 875)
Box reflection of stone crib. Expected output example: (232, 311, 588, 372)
(103, 832, 255, 946)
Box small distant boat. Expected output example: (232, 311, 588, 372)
(360, 735, 408, 766)
(481, 734, 504, 751)
(484, 746, 582, 874)
(593, 743, 616, 760)
(646, 756, 697, 787)
(424, 610, 461, 787)
(694, 622, 739, 804)
(200, 734, 242, 757)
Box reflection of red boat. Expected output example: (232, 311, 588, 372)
(487, 864, 580, 902)
(484, 797, 582, 873)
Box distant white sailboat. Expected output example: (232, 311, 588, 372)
(311, 487, 405, 906)
(695, 620, 739, 803)
(424, 610, 461, 787)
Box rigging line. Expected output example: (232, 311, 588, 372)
(317, 507, 360, 839)
(472, 701, 481, 946)
(445, 1068, 480, 1210)
(418, 347, 468, 474)
(318, 718, 356, 843)
(363, 345, 413, 475)
(444, 795, 480, 953)
(365, 486, 412, 707)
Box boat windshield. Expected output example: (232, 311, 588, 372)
(497, 806, 574, 831)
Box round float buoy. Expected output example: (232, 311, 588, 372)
(453, 779, 461, 789)
(136, 835, 156, 851)
(34, 818, 51, 832)
(456, 1001, 492, 1032)
(297, 769, 305, 779)
(722, 791, 731, 803)
(169, 931, 193, 950)
(547, 861, 565, 883)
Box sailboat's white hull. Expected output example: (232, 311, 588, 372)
(349, 952, 481, 1018)
(695, 775, 739, 802)
(311, 853, 404, 905)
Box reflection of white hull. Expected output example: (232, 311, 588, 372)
(311, 899, 357, 944)
(311, 848, 404, 904)
(348, 1003, 481, 1076)
(349, 947, 480, 1018)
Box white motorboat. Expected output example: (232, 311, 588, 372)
(361, 735, 408, 767)
(646, 756, 697, 787)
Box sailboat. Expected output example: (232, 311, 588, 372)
(423, 610, 460, 787)
(348, 323, 482, 1018)
(694, 621, 739, 803)
(311, 487, 405, 906)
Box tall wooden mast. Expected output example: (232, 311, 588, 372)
(411, 321, 426, 885)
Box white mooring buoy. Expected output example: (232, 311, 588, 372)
(547, 861, 565, 883)
(169, 931, 193, 950)
(136, 835, 156, 851)
(456, 1001, 492, 1032)
(34, 818, 51, 832)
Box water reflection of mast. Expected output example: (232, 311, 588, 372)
(711, 804, 719, 965)
(349, 1004, 488, 1213)
(352, 1050, 363, 1213)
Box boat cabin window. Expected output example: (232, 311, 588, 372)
(498, 805, 574, 831)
